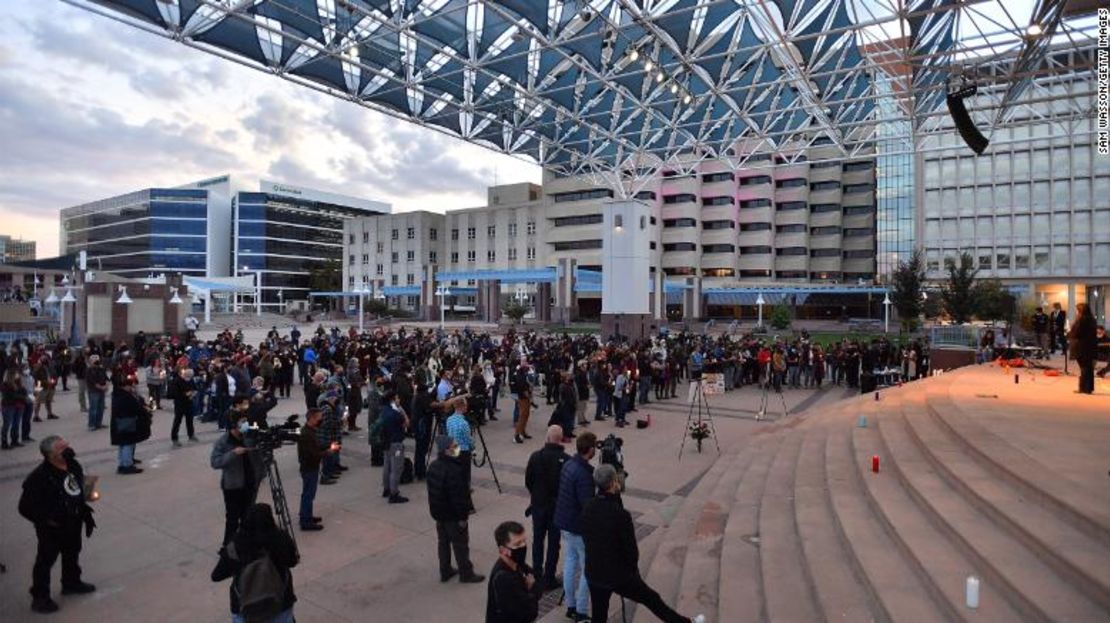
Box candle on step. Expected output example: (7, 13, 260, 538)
(966, 576, 980, 609)
(871, 455, 880, 473)
(874, 391, 880, 401)
(857, 415, 868, 428)
(1015, 373, 1019, 384)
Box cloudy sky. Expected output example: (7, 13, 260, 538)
(0, 2, 540, 257)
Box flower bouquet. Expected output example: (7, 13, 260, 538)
(689, 419, 712, 453)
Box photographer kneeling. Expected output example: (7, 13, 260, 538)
(581, 465, 705, 623)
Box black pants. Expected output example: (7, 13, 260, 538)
(531, 505, 560, 584)
(31, 525, 83, 599)
(171, 405, 194, 441)
(589, 575, 689, 623)
(222, 486, 258, 545)
(1078, 359, 1095, 394)
(436, 520, 474, 578)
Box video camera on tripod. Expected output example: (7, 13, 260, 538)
(243, 415, 302, 451)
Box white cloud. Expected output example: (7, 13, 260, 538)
(0, 2, 540, 257)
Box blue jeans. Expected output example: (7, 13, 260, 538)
(299, 469, 318, 527)
(233, 609, 293, 623)
(88, 391, 105, 429)
(2, 405, 21, 444)
(638, 378, 651, 404)
(614, 394, 628, 423)
(562, 531, 589, 614)
(118, 443, 135, 467)
(595, 391, 610, 419)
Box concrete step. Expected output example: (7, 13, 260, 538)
(852, 405, 1022, 622)
(877, 401, 1106, 622)
(793, 419, 880, 622)
(716, 433, 787, 623)
(825, 409, 949, 623)
(634, 448, 740, 623)
(674, 435, 755, 619)
(925, 384, 1110, 548)
(903, 398, 1110, 613)
(758, 429, 823, 623)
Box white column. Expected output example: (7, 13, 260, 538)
(205, 291, 212, 325)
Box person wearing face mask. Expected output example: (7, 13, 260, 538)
(109, 375, 153, 475)
(426, 435, 484, 585)
(211, 402, 266, 545)
(486, 521, 542, 623)
(18, 435, 97, 614)
(581, 465, 705, 623)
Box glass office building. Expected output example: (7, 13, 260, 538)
(60, 188, 213, 277)
(874, 71, 915, 283)
(234, 181, 389, 310)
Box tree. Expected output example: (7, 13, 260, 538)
(769, 303, 792, 330)
(308, 260, 342, 311)
(890, 249, 925, 332)
(502, 300, 528, 324)
(941, 252, 978, 323)
(973, 278, 1016, 323)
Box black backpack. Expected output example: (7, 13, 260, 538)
(228, 543, 286, 623)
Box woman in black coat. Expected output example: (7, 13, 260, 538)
(110, 379, 152, 474)
(211, 503, 298, 623)
(1068, 302, 1099, 394)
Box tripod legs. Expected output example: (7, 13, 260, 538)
(262, 453, 298, 557)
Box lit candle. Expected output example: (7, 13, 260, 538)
(871, 455, 880, 473)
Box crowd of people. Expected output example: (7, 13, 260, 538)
(8, 316, 1097, 621)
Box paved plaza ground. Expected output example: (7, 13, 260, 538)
(2, 330, 1108, 623)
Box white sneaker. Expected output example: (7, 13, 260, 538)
(691, 615, 706, 623)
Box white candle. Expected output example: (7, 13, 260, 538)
(966, 576, 980, 609)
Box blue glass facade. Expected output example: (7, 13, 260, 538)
(61, 189, 210, 276)
(875, 73, 915, 283)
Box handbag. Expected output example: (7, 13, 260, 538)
(115, 416, 138, 434)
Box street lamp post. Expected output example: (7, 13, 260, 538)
(357, 286, 369, 334)
(241, 266, 263, 317)
(756, 292, 766, 328)
(435, 285, 452, 331)
(882, 292, 892, 334)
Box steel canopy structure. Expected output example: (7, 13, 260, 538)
(67, 0, 1098, 179)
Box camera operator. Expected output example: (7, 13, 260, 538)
(297, 407, 337, 531)
(18, 436, 97, 614)
(110, 375, 152, 475)
(379, 390, 410, 504)
(485, 520, 543, 623)
(581, 465, 705, 623)
(524, 425, 569, 591)
(211, 402, 266, 545)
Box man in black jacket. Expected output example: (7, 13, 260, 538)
(523, 425, 568, 590)
(486, 520, 543, 623)
(426, 435, 484, 584)
(298, 408, 337, 531)
(18, 435, 97, 614)
(581, 465, 704, 623)
(170, 368, 197, 446)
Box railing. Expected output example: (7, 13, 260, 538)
(929, 324, 982, 349)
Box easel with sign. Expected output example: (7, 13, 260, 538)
(679, 373, 722, 459)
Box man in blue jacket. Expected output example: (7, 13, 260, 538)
(553, 431, 596, 621)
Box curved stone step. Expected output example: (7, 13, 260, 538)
(634, 448, 740, 623)
(758, 429, 823, 622)
(794, 419, 881, 622)
(877, 403, 1106, 622)
(716, 433, 787, 623)
(825, 410, 949, 623)
(852, 409, 1023, 622)
(903, 399, 1110, 613)
(675, 436, 756, 619)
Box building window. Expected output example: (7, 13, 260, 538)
(978, 253, 992, 270)
(391, 252, 398, 263)
(739, 175, 772, 187)
(811, 226, 841, 236)
(649, 241, 657, 250)
(407, 274, 415, 285)
(702, 220, 735, 230)
(348, 254, 355, 265)
(777, 224, 807, 233)
(508, 222, 518, 237)
(429, 228, 438, 241)
(349, 234, 355, 244)
(361, 254, 369, 264)
(467, 227, 476, 240)
(407, 296, 419, 307)
(843, 161, 873, 172)
(702, 196, 734, 206)
(376, 264, 383, 275)
(406, 250, 415, 262)
(662, 193, 697, 205)
(376, 242, 384, 253)
(702, 171, 734, 183)
(810, 203, 840, 213)
(776, 247, 808, 256)
(775, 178, 807, 189)
(526, 246, 536, 260)
(451, 252, 459, 264)
(996, 253, 1010, 269)
(663, 218, 697, 228)
(391, 275, 399, 285)
(552, 215, 603, 227)
(487, 250, 496, 261)
(551, 188, 614, 203)
(740, 222, 772, 232)
(740, 198, 771, 209)
(488, 225, 496, 238)
(777, 270, 807, 279)
(776, 201, 807, 211)
(810, 248, 840, 257)
(348, 276, 355, 286)
(508, 248, 517, 261)
(552, 240, 603, 251)
(703, 268, 735, 277)
(634, 191, 657, 201)
(362, 232, 369, 243)
(407, 227, 415, 239)
(843, 250, 876, 259)
(702, 244, 736, 253)
(451, 229, 459, 240)
(662, 267, 698, 276)
(467, 250, 476, 263)
(843, 205, 874, 216)
(811, 181, 841, 192)
(526, 221, 536, 235)
(843, 183, 873, 194)
(429, 251, 438, 263)
(843, 228, 871, 237)
(663, 242, 697, 252)
(391, 229, 399, 240)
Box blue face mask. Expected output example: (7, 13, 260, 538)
(238, 421, 251, 435)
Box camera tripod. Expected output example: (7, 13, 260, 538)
(679, 377, 720, 459)
(757, 363, 789, 421)
(428, 413, 503, 494)
(258, 447, 299, 558)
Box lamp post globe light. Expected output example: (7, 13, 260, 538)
(756, 292, 766, 328)
(435, 285, 452, 330)
(882, 292, 892, 334)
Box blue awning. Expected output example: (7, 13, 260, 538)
(309, 291, 372, 297)
(382, 286, 421, 296)
(436, 268, 557, 283)
(704, 286, 889, 306)
(183, 277, 255, 293)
